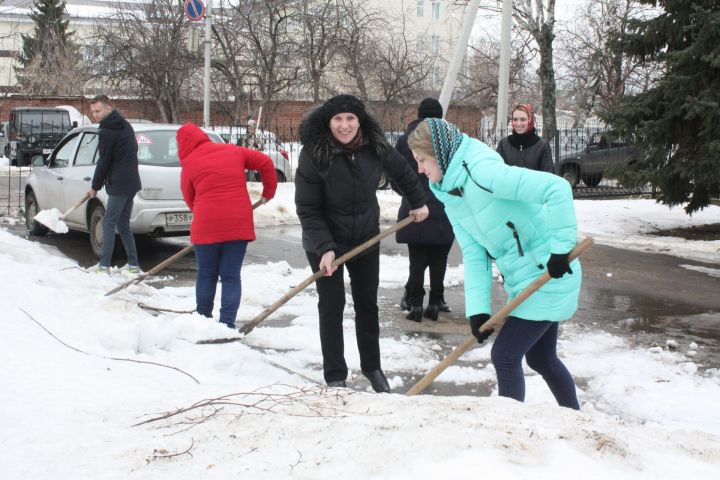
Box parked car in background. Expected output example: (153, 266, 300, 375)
(24, 123, 223, 258)
(558, 131, 638, 187)
(212, 126, 291, 182)
(1, 107, 75, 166)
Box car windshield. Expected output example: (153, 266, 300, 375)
(136, 130, 222, 167)
(18, 112, 71, 135)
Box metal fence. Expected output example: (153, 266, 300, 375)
(1, 124, 652, 220)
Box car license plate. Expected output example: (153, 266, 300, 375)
(165, 212, 192, 225)
(42, 149, 53, 154)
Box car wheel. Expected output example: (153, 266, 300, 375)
(561, 165, 579, 187)
(16, 151, 27, 167)
(276, 170, 286, 183)
(25, 191, 48, 236)
(582, 174, 603, 187)
(89, 203, 105, 259)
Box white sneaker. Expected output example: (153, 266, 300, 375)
(122, 264, 143, 274)
(90, 263, 111, 275)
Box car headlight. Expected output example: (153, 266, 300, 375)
(29, 136, 36, 143)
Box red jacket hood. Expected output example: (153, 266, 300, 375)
(177, 123, 211, 161)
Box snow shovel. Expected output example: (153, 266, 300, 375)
(405, 236, 594, 396)
(196, 214, 418, 344)
(104, 199, 264, 297)
(34, 192, 91, 234)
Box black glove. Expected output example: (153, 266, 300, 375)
(469, 314, 493, 344)
(546, 253, 573, 279)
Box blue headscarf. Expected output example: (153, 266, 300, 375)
(427, 118, 463, 174)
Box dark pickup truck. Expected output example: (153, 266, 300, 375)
(559, 131, 638, 187)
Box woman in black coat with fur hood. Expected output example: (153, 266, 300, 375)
(295, 94, 429, 392)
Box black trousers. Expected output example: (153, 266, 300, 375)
(405, 243, 452, 306)
(306, 249, 381, 383)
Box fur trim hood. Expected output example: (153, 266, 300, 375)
(298, 103, 389, 175)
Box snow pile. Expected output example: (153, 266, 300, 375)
(1, 226, 719, 478)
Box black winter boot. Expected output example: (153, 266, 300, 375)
(400, 288, 410, 311)
(438, 299, 451, 312)
(362, 369, 390, 393)
(423, 304, 440, 321)
(406, 305, 422, 322)
(327, 380, 347, 388)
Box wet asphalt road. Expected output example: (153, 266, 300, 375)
(4, 218, 720, 384)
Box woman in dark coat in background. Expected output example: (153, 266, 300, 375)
(394, 98, 455, 322)
(295, 94, 428, 392)
(496, 104, 554, 173)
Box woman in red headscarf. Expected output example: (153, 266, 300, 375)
(496, 104, 554, 173)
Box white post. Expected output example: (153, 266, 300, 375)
(438, 0, 481, 116)
(496, 0, 513, 131)
(203, 0, 213, 128)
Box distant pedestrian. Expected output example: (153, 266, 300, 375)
(394, 98, 455, 322)
(295, 94, 428, 392)
(409, 118, 581, 409)
(87, 95, 142, 274)
(178, 123, 277, 329)
(496, 104, 554, 173)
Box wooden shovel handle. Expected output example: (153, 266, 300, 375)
(105, 200, 264, 297)
(405, 237, 594, 396)
(235, 215, 416, 336)
(60, 192, 91, 219)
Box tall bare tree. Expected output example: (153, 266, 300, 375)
(556, 0, 661, 126)
(298, 0, 342, 103)
(513, 0, 558, 139)
(458, 31, 538, 125)
(229, 0, 301, 125)
(210, 1, 254, 124)
(93, 0, 201, 123)
(371, 16, 435, 126)
(334, 0, 385, 100)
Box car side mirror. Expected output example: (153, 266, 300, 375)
(31, 155, 46, 167)
(72, 121, 78, 128)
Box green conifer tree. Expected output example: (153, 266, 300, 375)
(605, 0, 720, 214)
(15, 0, 81, 94)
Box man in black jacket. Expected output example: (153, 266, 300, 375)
(87, 95, 142, 273)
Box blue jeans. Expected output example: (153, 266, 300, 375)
(194, 240, 248, 327)
(101, 194, 139, 268)
(491, 316, 580, 410)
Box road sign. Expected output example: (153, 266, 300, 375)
(184, 0, 205, 22)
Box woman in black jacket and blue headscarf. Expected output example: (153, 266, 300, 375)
(295, 94, 428, 392)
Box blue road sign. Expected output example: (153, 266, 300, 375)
(184, 0, 205, 21)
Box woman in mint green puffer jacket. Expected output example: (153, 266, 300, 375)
(408, 118, 581, 410)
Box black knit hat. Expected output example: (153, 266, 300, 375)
(418, 97, 443, 120)
(321, 94, 367, 123)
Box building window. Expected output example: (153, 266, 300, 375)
(432, 1, 440, 20)
(432, 65, 442, 85)
(416, 33, 426, 52)
(431, 34, 440, 54)
(417, 0, 424, 17)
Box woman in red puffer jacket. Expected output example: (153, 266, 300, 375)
(178, 122, 277, 329)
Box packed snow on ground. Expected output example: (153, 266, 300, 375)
(2, 184, 720, 478)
